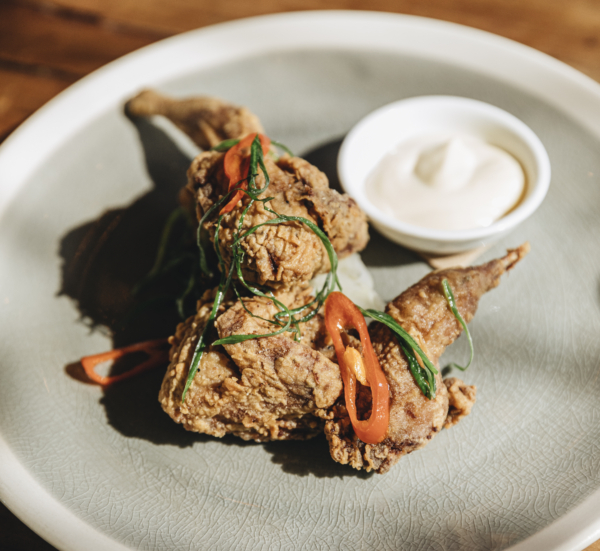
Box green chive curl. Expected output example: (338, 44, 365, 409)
(271, 140, 294, 157)
(441, 279, 474, 372)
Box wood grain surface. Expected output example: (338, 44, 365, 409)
(1, 1, 599, 550)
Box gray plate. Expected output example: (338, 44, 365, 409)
(1, 13, 600, 551)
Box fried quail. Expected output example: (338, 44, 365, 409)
(159, 285, 342, 441)
(126, 89, 369, 289)
(127, 91, 529, 463)
(325, 244, 529, 473)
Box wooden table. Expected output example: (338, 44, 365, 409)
(1, 1, 599, 549)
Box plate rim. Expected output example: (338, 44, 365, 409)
(1, 9, 599, 551)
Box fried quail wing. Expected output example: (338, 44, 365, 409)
(325, 244, 529, 473)
(126, 89, 264, 149)
(159, 286, 343, 441)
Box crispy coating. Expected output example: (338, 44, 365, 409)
(325, 244, 529, 473)
(158, 286, 343, 441)
(126, 89, 264, 149)
(187, 152, 369, 288)
(444, 377, 477, 429)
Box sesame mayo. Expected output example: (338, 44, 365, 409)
(366, 134, 525, 231)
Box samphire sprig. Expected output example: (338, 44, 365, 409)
(181, 136, 340, 401)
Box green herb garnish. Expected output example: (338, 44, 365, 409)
(210, 138, 241, 151)
(441, 278, 474, 372)
(271, 140, 294, 157)
(359, 308, 438, 400)
(181, 213, 235, 400)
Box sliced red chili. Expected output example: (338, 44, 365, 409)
(80, 338, 169, 386)
(324, 292, 390, 444)
(220, 133, 271, 215)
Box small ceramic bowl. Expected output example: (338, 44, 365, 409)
(338, 96, 551, 254)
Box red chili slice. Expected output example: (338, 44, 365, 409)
(220, 133, 271, 215)
(324, 292, 390, 444)
(80, 338, 169, 386)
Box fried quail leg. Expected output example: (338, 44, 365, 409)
(126, 89, 264, 149)
(127, 89, 369, 289)
(325, 244, 530, 473)
(159, 286, 343, 441)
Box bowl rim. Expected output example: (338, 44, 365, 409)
(337, 95, 552, 243)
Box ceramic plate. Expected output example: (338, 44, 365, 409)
(1, 11, 600, 551)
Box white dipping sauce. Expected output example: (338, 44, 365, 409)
(366, 133, 525, 231)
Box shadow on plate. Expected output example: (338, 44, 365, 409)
(264, 435, 373, 479)
(361, 227, 421, 267)
(58, 120, 388, 477)
(58, 117, 190, 347)
(301, 137, 345, 194)
(59, 116, 200, 447)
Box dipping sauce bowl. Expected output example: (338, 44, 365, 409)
(338, 96, 551, 254)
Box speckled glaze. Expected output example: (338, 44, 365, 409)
(1, 12, 600, 551)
